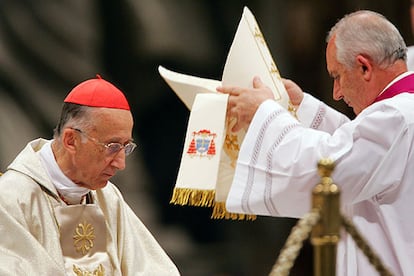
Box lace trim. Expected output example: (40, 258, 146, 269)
(242, 109, 283, 213)
(264, 122, 300, 214)
(310, 104, 326, 129)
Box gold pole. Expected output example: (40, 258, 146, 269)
(311, 159, 341, 276)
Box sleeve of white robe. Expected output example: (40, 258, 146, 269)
(226, 94, 411, 218)
(297, 93, 350, 133)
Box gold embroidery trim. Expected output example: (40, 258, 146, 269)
(73, 221, 95, 255)
(73, 264, 105, 276)
(223, 133, 240, 167)
(288, 101, 298, 119)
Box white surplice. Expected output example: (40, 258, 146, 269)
(226, 73, 414, 275)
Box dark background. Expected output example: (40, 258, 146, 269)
(0, 1, 410, 275)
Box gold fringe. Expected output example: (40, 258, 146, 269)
(211, 201, 257, 221)
(169, 188, 215, 207)
(170, 189, 257, 221)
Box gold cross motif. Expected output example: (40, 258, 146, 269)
(225, 134, 240, 151)
(73, 221, 95, 255)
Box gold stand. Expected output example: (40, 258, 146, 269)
(269, 159, 393, 276)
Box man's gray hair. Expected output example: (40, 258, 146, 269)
(327, 10, 407, 69)
(53, 103, 94, 140)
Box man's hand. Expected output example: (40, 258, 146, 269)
(217, 76, 274, 132)
(282, 78, 304, 108)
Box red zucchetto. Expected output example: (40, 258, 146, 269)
(64, 74, 130, 110)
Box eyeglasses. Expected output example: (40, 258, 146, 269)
(71, 128, 137, 156)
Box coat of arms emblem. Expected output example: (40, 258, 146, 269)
(187, 129, 217, 157)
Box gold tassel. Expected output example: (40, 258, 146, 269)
(170, 188, 215, 207)
(211, 201, 257, 221)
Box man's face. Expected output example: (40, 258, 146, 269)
(71, 108, 134, 190)
(326, 36, 368, 115)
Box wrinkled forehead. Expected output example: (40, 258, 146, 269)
(326, 36, 339, 72)
(87, 107, 133, 134)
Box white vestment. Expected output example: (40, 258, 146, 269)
(0, 138, 180, 275)
(226, 72, 414, 275)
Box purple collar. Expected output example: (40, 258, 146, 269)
(374, 73, 414, 103)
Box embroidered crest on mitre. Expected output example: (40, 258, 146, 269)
(187, 129, 217, 157)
